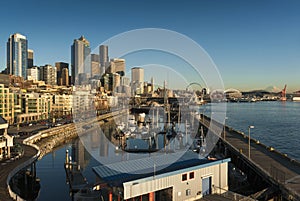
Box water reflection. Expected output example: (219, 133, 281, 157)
(10, 163, 40, 201)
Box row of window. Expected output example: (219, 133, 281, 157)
(182, 172, 194, 181)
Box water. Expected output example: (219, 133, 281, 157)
(35, 101, 300, 200)
(36, 141, 101, 201)
(36, 146, 71, 201)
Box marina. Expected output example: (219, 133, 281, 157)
(3, 101, 300, 200)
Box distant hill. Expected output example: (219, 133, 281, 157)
(242, 89, 278, 97)
(264, 86, 280, 93)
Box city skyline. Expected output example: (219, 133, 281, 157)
(0, 0, 300, 92)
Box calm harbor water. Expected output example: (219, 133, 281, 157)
(35, 101, 300, 200)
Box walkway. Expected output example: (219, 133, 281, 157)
(202, 116, 300, 200)
(0, 144, 38, 201)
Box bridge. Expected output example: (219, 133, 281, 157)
(199, 114, 300, 200)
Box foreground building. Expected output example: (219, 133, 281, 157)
(93, 151, 230, 201)
(0, 84, 15, 124)
(0, 116, 13, 160)
(17, 93, 51, 123)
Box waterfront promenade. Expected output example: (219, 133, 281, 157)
(0, 109, 127, 201)
(0, 144, 38, 201)
(202, 116, 300, 200)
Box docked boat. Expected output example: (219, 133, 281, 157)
(74, 187, 103, 201)
(292, 97, 300, 102)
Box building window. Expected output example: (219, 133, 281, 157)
(189, 172, 194, 179)
(182, 174, 187, 181)
(186, 189, 191, 196)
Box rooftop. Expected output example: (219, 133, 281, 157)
(93, 151, 230, 186)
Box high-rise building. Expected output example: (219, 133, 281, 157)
(106, 58, 125, 76)
(27, 49, 34, 68)
(40, 64, 57, 85)
(131, 67, 144, 95)
(6, 33, 28, 78)
(61, 68, 69, 86)
(91, 54, 100, 77)
(26, 66, 39, 81)
(55, 62, 69, 85)
(99, 45, 108, 74)
(71, 36, 91, 85)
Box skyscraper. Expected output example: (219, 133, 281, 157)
(7, 33, 28, 78)
(55, 62, 69, 85)
(27, 49, 34, 68)
(131, 67, 144, 95)
(61, 68, 69, 86)
(71, 36, 91, 85)
(110, 58, 125, 76)
(91, 54, 100, 77)
(99, 45, 108, 74)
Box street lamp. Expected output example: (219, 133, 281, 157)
(224, 117, 228, 141)
(248, 125, 254, 159)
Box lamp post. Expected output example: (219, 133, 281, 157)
(248, 125, 254, 159)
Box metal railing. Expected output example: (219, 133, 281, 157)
(213, 186, 257, 201)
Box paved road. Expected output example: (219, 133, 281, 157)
(0, 144, 38, 201)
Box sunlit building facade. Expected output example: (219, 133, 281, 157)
(71, 36, 91, 85)
(7, 33, 28, 78)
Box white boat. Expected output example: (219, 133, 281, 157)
(292, 96, 300, 101)
(116, 122, 126, 131)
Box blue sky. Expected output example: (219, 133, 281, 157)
(0, 0, 300, 92)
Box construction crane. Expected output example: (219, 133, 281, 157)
(280, 84, 287, 101)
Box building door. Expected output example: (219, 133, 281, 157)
(202, 177, 211, 196)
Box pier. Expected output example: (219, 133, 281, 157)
(65, 162, 88, 193)
(200, 115, 300, 200)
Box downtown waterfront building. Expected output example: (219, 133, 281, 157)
(71, 36, 91, 85)
(6, 33, 28, 78)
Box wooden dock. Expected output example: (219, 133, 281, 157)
(64, 162, 88, 193)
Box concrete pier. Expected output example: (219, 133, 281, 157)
(200, 115, 300, 200)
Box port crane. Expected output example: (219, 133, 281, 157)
(280, 84, 287, 101)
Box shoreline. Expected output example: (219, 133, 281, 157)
(1, 109, 127, 201)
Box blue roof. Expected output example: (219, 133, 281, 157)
(93, 151, 230, 186)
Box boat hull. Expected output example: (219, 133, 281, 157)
(292, 97, 300, 101)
